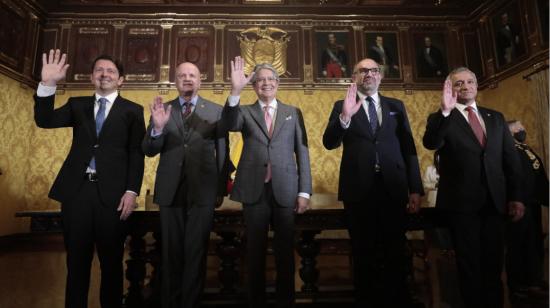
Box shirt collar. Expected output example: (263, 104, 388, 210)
(456, 101, 479, 113)
(95, 91, 118, 104)
(179, 95, 198, 107)
(357, 91, 380, 105)
(259, 98, 278, 109)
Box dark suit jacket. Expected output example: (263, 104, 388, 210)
(142, 97, 228, 207)
(223, 100, 312, 208)
(423, 107, 522, 213)
(323, 95, 423, 205)
(34, 94, 145, 207)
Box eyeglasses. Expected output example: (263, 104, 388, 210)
(354, 67, 381, 75)
(254, 76, 278, 84)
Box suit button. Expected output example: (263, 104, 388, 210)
(184, 144, 188, 148)
(93, 144, 99, 148)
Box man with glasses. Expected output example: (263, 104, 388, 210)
(34, 49, 145, 308)
(224, 56, 312, 308)
(323, 58, 423, 307)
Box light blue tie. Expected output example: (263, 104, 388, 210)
(367, 96, 378, 134)
(89, 98, 107, 170)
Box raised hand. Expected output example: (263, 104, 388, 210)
(441, 78, 457, 113)
(295, 196, 310, 214)
(341, 83, 362, 123)
(41, 49, 69, 87)
(230, 56, 254, 96)
(150, 96, 172, 133)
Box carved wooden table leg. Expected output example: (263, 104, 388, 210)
(215, 231, 241, 294)
(124, 228, 147, 307)
(297, 230, 321, 293)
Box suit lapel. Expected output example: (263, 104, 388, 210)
(169, 98, 184, 135)
(250, 101, 271, 138)
(271, 100, 289, 140)
(378, 96, 390, 135)
(84, 96, 97, 142)
(479, 107, 494, 147)
(452, 108, 482, 147)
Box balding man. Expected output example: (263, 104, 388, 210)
(142, 62, 229, 308)
(323, 58, 423, 308)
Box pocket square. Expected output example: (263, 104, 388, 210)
(389, 111, 398, 116)
(285, 115, 292, 120)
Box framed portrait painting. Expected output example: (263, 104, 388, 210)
(365, 32, 401, 79)
(413, 32, 448, 80)
(313, 30, 351, 81)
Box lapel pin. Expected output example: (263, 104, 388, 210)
(286, 115, 292, 120)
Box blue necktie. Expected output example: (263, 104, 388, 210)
(367, 96, 378, 134)
(89, 98, 107, 170)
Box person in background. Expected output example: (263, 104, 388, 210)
(506, 120, 549, 301)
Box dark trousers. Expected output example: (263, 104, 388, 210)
(159, 180, 214, 308)
(61, 180, 127, 308)
(445, 206, 506, 308)
(505, 205, 544, 290)
(243, 182, 296, 308)
(344, 174, 411, 308)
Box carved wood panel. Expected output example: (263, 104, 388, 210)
(171, 26, 215, 82)
(123, 26, 161, 82)
(69, 25, 114, 81)
(0, 1, 27, 71)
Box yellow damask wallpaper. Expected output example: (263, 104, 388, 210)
(1, 68, 547, 236)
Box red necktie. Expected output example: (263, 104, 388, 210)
(264, 105, 273, 182)
(465, 106, 486, 147)
(182, 102, 192, 118)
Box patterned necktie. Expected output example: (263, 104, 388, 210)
(90, 97, 107, 170)
(465, 106, 486, 147)
(182, 101, 192, 118)
(366, 96, 378, 134)
(264, 105, 273, 182)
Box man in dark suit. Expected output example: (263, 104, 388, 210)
(505, 120, 548, 300)
(323, 58, 423, 308)
(224, 57, 312, 308)
(368, 35, 400, 78)
(34, 49, 145, 308)
(142, 62, 228, 308)
(423, 67, 525, 308)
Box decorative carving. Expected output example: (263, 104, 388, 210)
(238, 26, 290, 76)
(0, 1, 26, 69)
(71, 26, 113, 81)
(124, 27, 160, 82)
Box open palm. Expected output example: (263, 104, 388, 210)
(41, 49, 69, 86)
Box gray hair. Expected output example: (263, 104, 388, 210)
(250, 63, 280, 84)
(448, 67, 477, 84)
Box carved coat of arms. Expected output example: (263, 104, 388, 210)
(238, 26, 290, 76)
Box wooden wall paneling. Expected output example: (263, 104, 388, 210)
(478, 15, 496, 77)
(0, 0, 28, 72)
(159, 24, 172, 84)
(524, 0, 543, 53)
(123, 25, 162, 82)
(224, 25, 302, 83)
(23, 13, 40, 77)
(171, 25, 214, 82)
(462, 30, 485, 79)
(535, 0, 549, 48)
(397, 25, 413, 84)
(34, 26, 60, 79)
(446, 24, 461, 70)
(214, 24, 225, 85)
(69, 25, 114, 82)
(302, 25, 313, 84)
